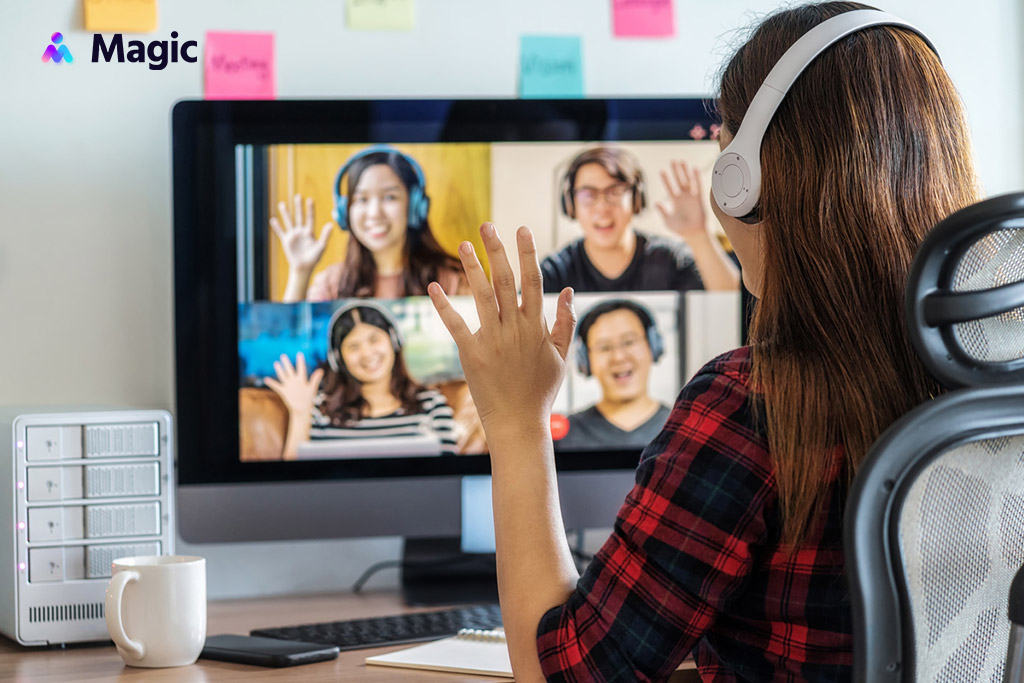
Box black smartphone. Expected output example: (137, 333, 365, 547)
(200, 634, 340, 667)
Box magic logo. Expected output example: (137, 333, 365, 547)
(42, 31, 199, 70)
(92, 32, 198, 70)
(41, 33, 73, 63)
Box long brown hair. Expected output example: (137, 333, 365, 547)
(717, 2, 982, 543)
(320, 305, 424, 426)
(335, 150, 461, 298)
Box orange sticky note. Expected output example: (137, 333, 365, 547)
(612, 0, 675, 38)
(83, 0, 158, 33)
(204, 32, 275, 100)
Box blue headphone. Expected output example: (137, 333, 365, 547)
(574, 299, 664, 377)
(331, 145, 431, 232)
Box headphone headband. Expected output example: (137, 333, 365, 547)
(331, 145, 431, 231)
(712, 9, 938, 220)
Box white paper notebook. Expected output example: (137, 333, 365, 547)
(365, 627, 513, 678)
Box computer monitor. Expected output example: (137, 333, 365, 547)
(171, 99, 741, 602)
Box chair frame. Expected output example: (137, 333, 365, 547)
(845, 384, 1024, 682)
(905, 192, 1024, 389)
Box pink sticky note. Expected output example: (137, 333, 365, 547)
(613, 0, 674, 38)
(204, 31, 275, 100)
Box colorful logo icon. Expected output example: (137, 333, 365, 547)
(42, 32, 73, 64)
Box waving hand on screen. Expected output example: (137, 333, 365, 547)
(657, 159, 740, 291)
(269, 194, 336, 302)
(656, 159, 711, 244)
(264, 352, 322, 460)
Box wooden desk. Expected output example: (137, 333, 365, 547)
(0, 591, 699, 682)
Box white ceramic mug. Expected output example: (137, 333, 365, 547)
(105, 555, 207, 668)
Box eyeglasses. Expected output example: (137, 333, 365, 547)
(590, 335, 646, 358)
(572, 183, 633, 208)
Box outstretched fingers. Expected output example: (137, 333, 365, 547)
(686, 161, 703, 193)
(269, 217, 285, 242)
(293, 194, 304, 228)
(264, 376, 283, 395)
(428, 282, 473, 347)
(317, 222, 334, 249)
(549, 287, 576, 361)
(517, 226, 543, 318)
(661, 169, 680, 197)
(457, 240, 498, 329)
(277, 201, 294, 232)
(671, 159, 704, 197)
(275, 353, 295, 379)
(480, 223, 518, 318)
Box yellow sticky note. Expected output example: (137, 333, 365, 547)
(83, 0, 158, 33)
(346, 0, 415, 31)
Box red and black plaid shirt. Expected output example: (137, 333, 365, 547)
(537, 347, 853, 682)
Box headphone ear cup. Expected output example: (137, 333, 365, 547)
(712, 145, 759, 219)
(575, 338, 590, 376)
(389, 327, 402, 354)
(407, 187, 430, 231)
(560, 175, 575, 220)
(333, 197, 349, 231)
(647, 325, 664, 363)
(328, 348, 340, 373)
(633, 178, 647, 214)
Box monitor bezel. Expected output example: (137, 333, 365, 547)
(172, 97, 723, 487)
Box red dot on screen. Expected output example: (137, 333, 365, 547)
(550, 414, 569, 441)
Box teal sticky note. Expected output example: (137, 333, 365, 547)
(519, 35, 583, 98)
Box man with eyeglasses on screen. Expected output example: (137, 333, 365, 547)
(555, 299, 672, 452)
(541, 146, 739, 293)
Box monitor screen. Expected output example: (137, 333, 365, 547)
(172, 99, 741, 543)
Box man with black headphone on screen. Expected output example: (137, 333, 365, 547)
(540, 147, 739, 293)
(555, 299, 671, 451)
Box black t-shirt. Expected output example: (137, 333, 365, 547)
(554, 403, 672, 452)
(540, 231, 704, 293)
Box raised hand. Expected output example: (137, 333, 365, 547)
(269, 194, 335, 275)
(429, 224, 581, 682)
(264, 352, 323, 417)
(427, 223, 576, 434)
(657, 159, 712, 244)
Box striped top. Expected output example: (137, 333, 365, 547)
(310, 389, 457, 456)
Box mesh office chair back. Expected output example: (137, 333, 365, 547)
(846, 192, 1024, 683)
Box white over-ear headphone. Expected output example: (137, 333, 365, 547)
(711, 9, 938, 220)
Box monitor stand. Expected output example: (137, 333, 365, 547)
(400, 537, 499, 606)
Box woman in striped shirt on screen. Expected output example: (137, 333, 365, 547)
(266, 301, 456, 460)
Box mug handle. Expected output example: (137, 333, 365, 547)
(105, 570, 145, 660)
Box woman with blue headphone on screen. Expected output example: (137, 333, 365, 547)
(265, 302, 457, 460)
(270, 146, 468, 302)
(427, 3, 982, 680)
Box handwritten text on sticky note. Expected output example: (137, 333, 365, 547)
(613, 0, 675, 38)
(520, 35, 583, 99)
(83, 0, 158, 33)
(346, 0, 415, 31)
(204, 32, 275, 100)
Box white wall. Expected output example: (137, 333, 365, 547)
(2, 0, 1022, 598)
